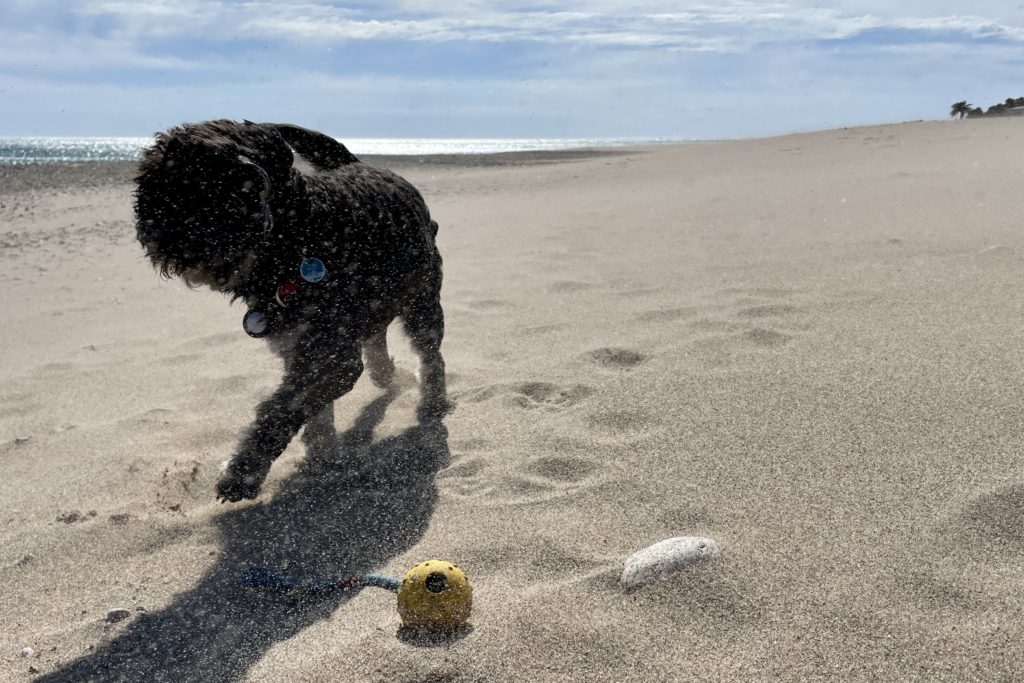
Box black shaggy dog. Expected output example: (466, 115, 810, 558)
(134, 120, 449, 502)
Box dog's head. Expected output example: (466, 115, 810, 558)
(133, 120, 295, 291)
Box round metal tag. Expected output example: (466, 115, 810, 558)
(243, 309, 269, 337)
(299, 257, 327, 283)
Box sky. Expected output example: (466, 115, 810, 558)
(1, 1, 1022, 139)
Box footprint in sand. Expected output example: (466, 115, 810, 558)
(437, 456, 494, 498)
(633, 307, 701, 323)
(499, 476, 552, 499)
(686, 289, 809, 352)
(889, 566, 988, 613)
(453, 381, 595, 411)
(526, 455, 598, 483)
(891, 485, 1024, 611)
(442, 458, 486, 479)
(440, 439, 605, 506)
(957, 483, 1024, 552)
(548, 280, 592, 293)
(741, 327, 792, 347)
(489, 455, 603, 507)
(733, 299, 803, 347)
(736, 304, 798, 319)
(584, 347, 650, 369)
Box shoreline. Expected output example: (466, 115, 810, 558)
(0, 148, 641, 196)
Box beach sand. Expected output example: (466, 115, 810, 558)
(2, 119, 1024, 681)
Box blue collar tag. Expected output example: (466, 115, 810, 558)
(300, 257, 326, 283)
(243, 309, 270, 337)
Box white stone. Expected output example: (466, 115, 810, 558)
(20, 647, 33, 658)
(620, 536, 720, 590)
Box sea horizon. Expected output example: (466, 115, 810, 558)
(0, 135, 681, 165)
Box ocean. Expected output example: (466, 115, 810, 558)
(0, 136, 659, 165)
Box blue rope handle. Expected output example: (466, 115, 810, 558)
(241, 565, 401, 594)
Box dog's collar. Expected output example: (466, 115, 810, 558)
(243, 256, 328, 338)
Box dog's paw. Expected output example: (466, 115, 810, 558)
(215, 460, 268, 503)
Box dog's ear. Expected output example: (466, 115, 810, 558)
(262, 123, 359, 171)
(234, 122, 295, 187)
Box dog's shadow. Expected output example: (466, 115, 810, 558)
(39, 391, 448, 682)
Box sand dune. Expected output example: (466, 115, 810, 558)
(3, 119, 1024, 681)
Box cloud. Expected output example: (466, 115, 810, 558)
(50, 1, 1024, 53)
(0, 30, 200, 74)
(2, 1, 1021, 83)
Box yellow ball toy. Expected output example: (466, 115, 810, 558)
(397, 560, 473, 630)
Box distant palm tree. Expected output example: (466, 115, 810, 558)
(950, 101, 973, 119)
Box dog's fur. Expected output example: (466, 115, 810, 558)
(134, 120, 449, 502)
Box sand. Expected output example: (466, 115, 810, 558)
(2, 119, 1024, 681)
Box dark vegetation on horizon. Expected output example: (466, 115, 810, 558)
(950, 97, 1024, 119)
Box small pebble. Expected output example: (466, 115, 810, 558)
(106, 608, 132, 623)
(20, 647, 33, 658)
(621, 536, 720, 590)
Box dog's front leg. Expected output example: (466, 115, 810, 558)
(216, 333, 363, 502)
(300, 402, 339, 461)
